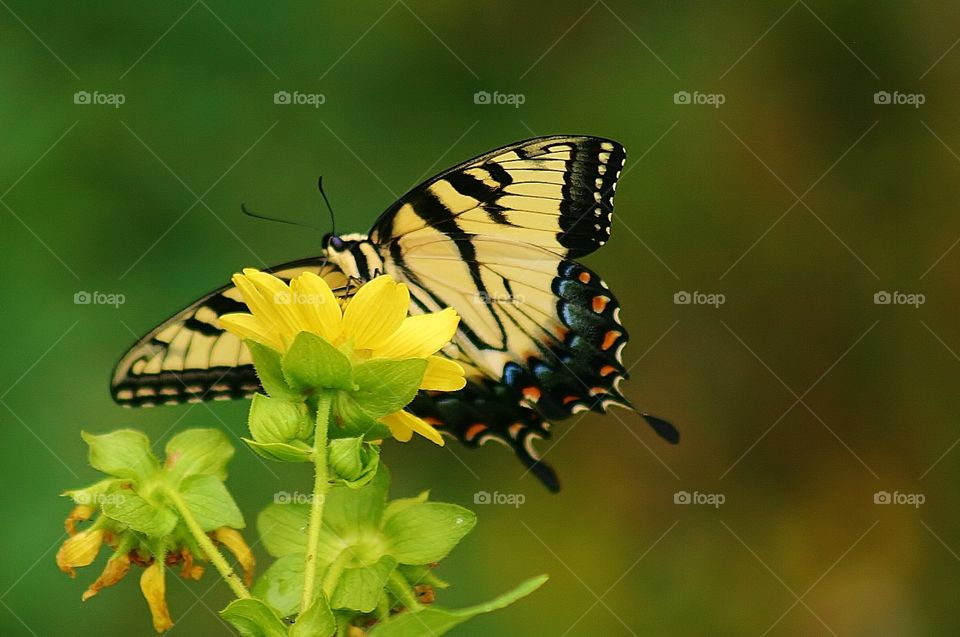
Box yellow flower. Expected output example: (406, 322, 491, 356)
(56, 529, 104, 578)
(213, 527, 255, 586)
(82, 552, 131, 601)
(221, 270, 465, 446)
(140, 561, 174, 632)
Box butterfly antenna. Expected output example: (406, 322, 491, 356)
(318, 176, 337, 269)
(240, 202, 323, 231)
(317, 176, 337, 238)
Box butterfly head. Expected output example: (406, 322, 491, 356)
(322, 232, 382, 279)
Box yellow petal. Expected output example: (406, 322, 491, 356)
(372, 308, 460, 359)
(420, 356, 466, 391)
(232, 272, 297, 347)
(341, 275, 410, 349)
(57, 529, 104, 577)
(82, 551, 131, 601)
(381, 410, 444, 446)
(243, 269, 306, 336)
(65, 504, 94, 535)
(214, 528, 256, 587)
(140, 561, 174, 633)
(290, 271, 342, 341)
(380, 410, 413, 442)
(220, 313, 284, 352)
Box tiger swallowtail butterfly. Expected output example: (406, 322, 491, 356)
(112, 135, 678, 491)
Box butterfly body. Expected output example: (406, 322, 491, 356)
(112, 136, 677, 491)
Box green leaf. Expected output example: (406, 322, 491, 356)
(366, 575, 549, 636)
(289, 594, 336, 637)
(282, 332, 353, 392)
(61, 478, 120, 507)
(82, 429, 159, 482)
(244, 438, 313, 463)
(350, 358, 426, 419)
(330, 555, 397, 613)
(247, 339, 299, 400)
(257, 502, 310, 557)
(178, 474, 245, 531)
(252, 554, 306, 617)
(382, 491, 430, 523)
(330, 392, 392, 440)
(101, 489, 177, 537)
(328, 437, 380, 488)
(164, 428, 233, 483)
(220, 598, 289, 637)
(249, 393, 313, 445)
(382, 503, 476, 565)
(323, 464, 390, 536)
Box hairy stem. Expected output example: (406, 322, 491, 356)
(165, 488, 250, 599)
(301, 391, 333, 612)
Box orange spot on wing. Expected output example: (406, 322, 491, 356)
(578, 271, 591, 284)
(562, 395, 580, 405)
(508, 422, 524, 438)
(589, 387, 606, 396)
(601, 330, 621, 350)
(522, 386, 541, 402)
(592, 295, 610, 313)
(423, 416, 443, 427)
(465, 423, 487, 441)
(555, 325, 570, 340)
(600, 365, 618, 377)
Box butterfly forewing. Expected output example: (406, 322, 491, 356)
(111, 259, 349, 406)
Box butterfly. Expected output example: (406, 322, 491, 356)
(112, 135, 678, 492)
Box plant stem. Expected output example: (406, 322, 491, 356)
(165, 488, 250, 599)
(301, 391, 333, 612)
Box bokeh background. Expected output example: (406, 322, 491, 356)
(2, 2, 960, 635)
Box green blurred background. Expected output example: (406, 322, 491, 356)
(2, 2, 959, 635)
